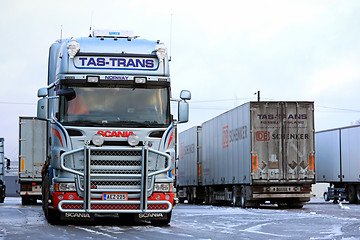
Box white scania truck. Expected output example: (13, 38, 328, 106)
(32, 30, 190, 224)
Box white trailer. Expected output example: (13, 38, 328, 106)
(178, 101, 315, 208)
(18, 117, 47, 205)
(316, 125, 360, 203)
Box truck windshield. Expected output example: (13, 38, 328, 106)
(59, 87, 170, 127)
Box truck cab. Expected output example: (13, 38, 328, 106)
(37, 30, 190, 224)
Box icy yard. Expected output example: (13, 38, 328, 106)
(0, 197, 359, 239)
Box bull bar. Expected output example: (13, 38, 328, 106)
(59, 145, 172, 213)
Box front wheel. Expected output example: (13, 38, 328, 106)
(43, 173, 60, 224)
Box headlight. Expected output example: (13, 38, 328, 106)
(56, 183, 76, 192)
(128, 134, 140, 146)
(154, 183, 171, 192)
(92, 134, 104, 147)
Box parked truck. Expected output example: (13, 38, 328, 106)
(177, 101, 315, 208)
(18, 117, 47, 205)
(316, 125, 360, 204)
(32, 29, 190, 224)
(0, 138, 6, 203)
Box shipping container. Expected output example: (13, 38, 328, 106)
(178, 101, 315, 208)
(316, 125, 360, 203)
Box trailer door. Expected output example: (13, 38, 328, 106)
(251, 102, 315, 184)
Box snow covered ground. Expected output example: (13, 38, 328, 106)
(0, 197, 359, 239)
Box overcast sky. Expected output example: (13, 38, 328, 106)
(1, 0, 360, 161)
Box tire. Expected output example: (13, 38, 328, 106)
(43, 173, 60, 225)
(205, 187, 212, 205)
(151, 211, 172, 226)
(0, 189, 4, 203)
(324, 192, 330, 202)
(347, 185, 356, 204)
(187, 189, 193, 204)
(356, 185, 360, 203)
(240, 187, 246, 208)
(232, 188, 239, 207)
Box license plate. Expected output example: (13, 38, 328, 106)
(103, 193, 128, 201)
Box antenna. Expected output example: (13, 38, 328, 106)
(89, 12, 93, 37)
(60, 25, 63, 42)
(169, 14, 173, 61)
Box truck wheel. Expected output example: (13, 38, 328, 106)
(347, 185, 356, 204)
(232, 188, 239, 207)
(43, 173, 60, 224)
(151, 211, 172, 226)
(356, 185, 360, 203)
(240, 188, 246, 208)
(324, 192, 330, 202)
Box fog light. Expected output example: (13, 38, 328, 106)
(92, 134, 104, 147)
(68, 194, 74, 200)
(155, 194, 161, 200)
(58, 194, 64, 200)
(128, 134, 140, 146)
(165, 194, 171, 200)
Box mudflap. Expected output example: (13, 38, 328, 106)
(60, 212, 95, 221)
(135, 212, 169, 221)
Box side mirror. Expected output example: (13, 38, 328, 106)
(180, 90, 191, 100)
(37, 88, 48, 120)
(38, 88, 48, 97)
(178, 101, 189, 123)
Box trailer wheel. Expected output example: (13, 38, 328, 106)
(240, 188, 246, 208)
(324, 192, 330, 202)
(232, 188, 240, 207)
(347, 185, 356, 204)
(356, 185, 360, 203)
(205, 187, 212, 205)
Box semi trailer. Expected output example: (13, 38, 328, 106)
(177, 101, 315, 208)
(0, 138, 5, 203)
(316, 125, 360, 204)
(18, 117, 47, 205)
(31, 29, 190, 224)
